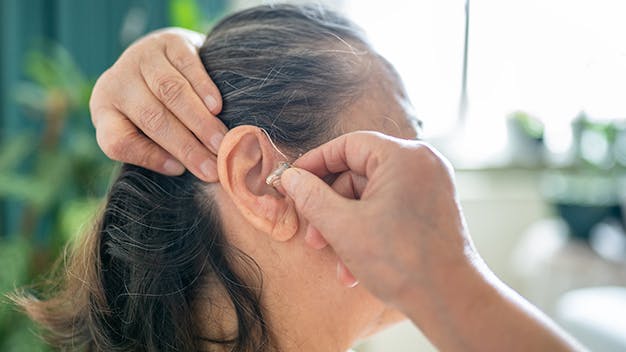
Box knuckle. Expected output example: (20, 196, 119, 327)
(89, 70, 111, 113)
(416, 144, 439, 162)
(298, 186, 319, 213)
(415, 144, 454, 174)
(89, 103, 104, 127)
(178, 141, 197, 163)
(138, 33, 164, 51)
(140, 106, 168, 135)
(134, 140, 158, 168)
(155, 75, 187, 106)
(299, 190, 314, 212)
(97, 131, 125, 160)
(170, 53, 196, 72)
(123, 134, 158, 168)
(156, 31, 179, 43)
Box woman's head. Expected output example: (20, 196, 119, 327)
(201, 4, 370, 154)
(14, 4, 419, 352)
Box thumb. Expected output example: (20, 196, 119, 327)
(280, 167, 352, 237)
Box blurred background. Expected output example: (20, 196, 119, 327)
(0, 0, 625, 350)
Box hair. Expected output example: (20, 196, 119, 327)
(12, 4, 377, 352)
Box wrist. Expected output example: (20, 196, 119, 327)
(398, 250, 500, 344)
(399, 238, 490, 313)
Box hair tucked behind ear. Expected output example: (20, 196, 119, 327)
(12, 4, 375, 352)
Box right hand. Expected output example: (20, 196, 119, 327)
(279, 131, 476, 308)
(280, 131, 585, 352)
(90, 28, 227, 182)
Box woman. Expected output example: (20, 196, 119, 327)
(14, 5, 420, 351)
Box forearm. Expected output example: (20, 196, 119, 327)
(279, 115, 585, 351)
(402, 257, 586, 352)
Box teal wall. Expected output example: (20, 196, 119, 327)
(0, 0, 170, 132)
(0, 0, 170, 237)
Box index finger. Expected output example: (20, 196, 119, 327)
(293, 131, 402, 179)
(164, 30, 223, 115)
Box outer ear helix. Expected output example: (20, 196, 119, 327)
(217, 125, 299, 242)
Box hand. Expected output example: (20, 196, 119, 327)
(324, 171, 367, 287)
(280, 131, 584, 352)
(280, 131, 471, 306)
(90, 28, 227, 182)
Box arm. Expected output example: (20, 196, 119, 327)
(401, 252, 584, 351)
(279, 131, 585, 352)
(89, 28, 226, 182)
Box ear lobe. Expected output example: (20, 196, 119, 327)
(217, 125, 299, 242)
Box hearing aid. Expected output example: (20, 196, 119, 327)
(265, 161, 291, 187)
(260, 128, 293, 188)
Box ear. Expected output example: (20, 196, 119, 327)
(217, 125, 299, 241)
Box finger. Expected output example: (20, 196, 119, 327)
(94, 108, 185, 175)
(280, 167, 353, 238)
(293, 131, 399, 179)
(164, 33, 223, 115)
(304, 225, 328, 249)
(304, 171, 367, 250)
(114, 79, 218, 182)
(337, 261, 359, 288)
(140, 51, 226, 155)
(331, 171, 368, 200)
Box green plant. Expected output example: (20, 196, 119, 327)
(0, 42, 114, 350)
(169, 0, 228, 32)
(508, 110, 544, 141)
(0, 2, 231, 347)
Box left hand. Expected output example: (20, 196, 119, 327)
(90, 28, 226, 182)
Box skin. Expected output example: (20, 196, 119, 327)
(279, 134, 586, 351)
(208, 66, 416, 351)
(93, 28, 586, 351)
(90, 28, 225, 182)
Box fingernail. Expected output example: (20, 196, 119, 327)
(209, 133, 224, 153)
(200, 158, 217, 180)
(337, 262, 359, 288)
(164, 159, 185, 175)
(204, 95, 218, 113)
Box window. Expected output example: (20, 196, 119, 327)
(342, 0, 626, 164)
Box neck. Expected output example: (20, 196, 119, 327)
(263, 276, 356, 352)
(247, 233, 362, 351)
(195, 265, 359, 352)
(207, 188, 390, 351)
(264, 281, 400, 351)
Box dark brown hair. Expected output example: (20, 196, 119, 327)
(12, 4, 373, 351)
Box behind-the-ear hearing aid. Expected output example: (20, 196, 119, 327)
(260, 128, 292, 188)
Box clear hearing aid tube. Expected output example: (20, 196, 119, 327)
(260, 128, 292, 188)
